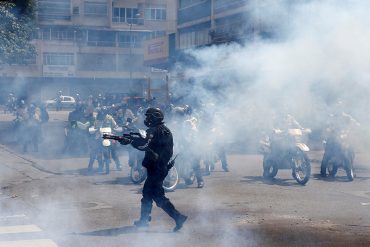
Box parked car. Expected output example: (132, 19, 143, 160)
(44, 95, 76, 109)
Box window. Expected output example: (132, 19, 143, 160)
(113, 7, 125, 22)
(63, 96, 73, 102)
(179, 29, 210, 49)
(179, 0, 206, 9)
(87, 30, 115, 47)
(38, 0, 71, 21)
(43, 53, 74, 66)
(144, 5, 166, 21)
(51, 30, 75, 41)
(147, 31, 166, 40)
(112, 7, 141, 24)
(84, 2, 107, 16)
(78, 53, 116, 71)
(118, 31, 148, 48)
(73, 6, 80, 15)
(40, 28, 75, 41)
(214, 0, 248, 11)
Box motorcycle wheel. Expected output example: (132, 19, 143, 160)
(130, 166, 147, 184)
(163, 167, 179, 192)
(263, 157, 278, 178)
(292, 151, 311, 185)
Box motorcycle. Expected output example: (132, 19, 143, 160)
(129, 153, 179, 192)
(260, 128, 312, 185)
(162, 153, 196, 191)
(321, 132, 355, 181)
(123, 128, 147, 184)
(103, 128, 179, 190)
(129, 150, 146, 184)
(89, 126, 114, 173)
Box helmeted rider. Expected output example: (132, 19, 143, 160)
(320, 111, 359, 177)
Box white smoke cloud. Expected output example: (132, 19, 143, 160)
(172, 0, 370, 152)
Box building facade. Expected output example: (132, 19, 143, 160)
(177, 0, 270, 50)
(0, 0, 177, 102)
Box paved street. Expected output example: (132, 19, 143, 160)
(0, 112, 370, 246)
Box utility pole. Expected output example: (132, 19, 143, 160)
(129, 22, 133, 86)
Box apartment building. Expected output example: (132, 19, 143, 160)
(177, 0, 265, 50)
(143, 0, 276, 68)
(0, 0, 177, 101)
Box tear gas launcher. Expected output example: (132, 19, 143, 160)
(102, 132, 141, 144)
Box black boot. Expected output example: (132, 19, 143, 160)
(160, 200, 187, 232)
(134, 217, 151, 227)
(174, 214, 188, 232)
(134, 201, 152, 228)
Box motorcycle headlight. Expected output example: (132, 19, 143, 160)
(102, 139, 111, 147)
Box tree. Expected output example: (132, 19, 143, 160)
(0, 0, 36, 65)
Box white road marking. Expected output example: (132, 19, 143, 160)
(0, 225, 42, 234)
(0, 214, 26, 220)
(361, 202, 370, 206)
(0, 239, 58, 247)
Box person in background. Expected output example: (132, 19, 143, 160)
(56, 91, 63, 111)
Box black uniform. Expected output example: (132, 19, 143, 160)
(119, 107, 187, 231)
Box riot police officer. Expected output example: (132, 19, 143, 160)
(118, 107, 187, 232)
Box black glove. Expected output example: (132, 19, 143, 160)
(118, 137, 131, 145)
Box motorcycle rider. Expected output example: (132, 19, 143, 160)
(320, 112, 359, 177)
(75, 93, 82, 104)
(170, 105, 204, 187)
(206, 111, 230, 173)
(118, 107, 187, 231)
(22, 103, 42, 153)
(182, 116, 204, 188)
(273, 112, 303, 131)
(267, 112, 304, 163)
(87, 111, 104, 174)
(5, 93, 16, 114)
(95, 107, 121, 173)
(121, 107, 141, 169)
(63, 103, 85, 154)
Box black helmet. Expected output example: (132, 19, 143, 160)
(144, 107, 164, 127)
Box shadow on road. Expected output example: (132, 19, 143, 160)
(240, 176, 301, 186)
(93, 176, 133, 186)
(78, 226, 137, 236)
(78, 225, 170, 236)
(312, 173, 370, 182)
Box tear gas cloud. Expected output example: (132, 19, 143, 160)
(1, 1, 370, 246)
(171, 0, 370, 154)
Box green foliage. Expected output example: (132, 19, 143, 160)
(0, 0, 36, 64)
